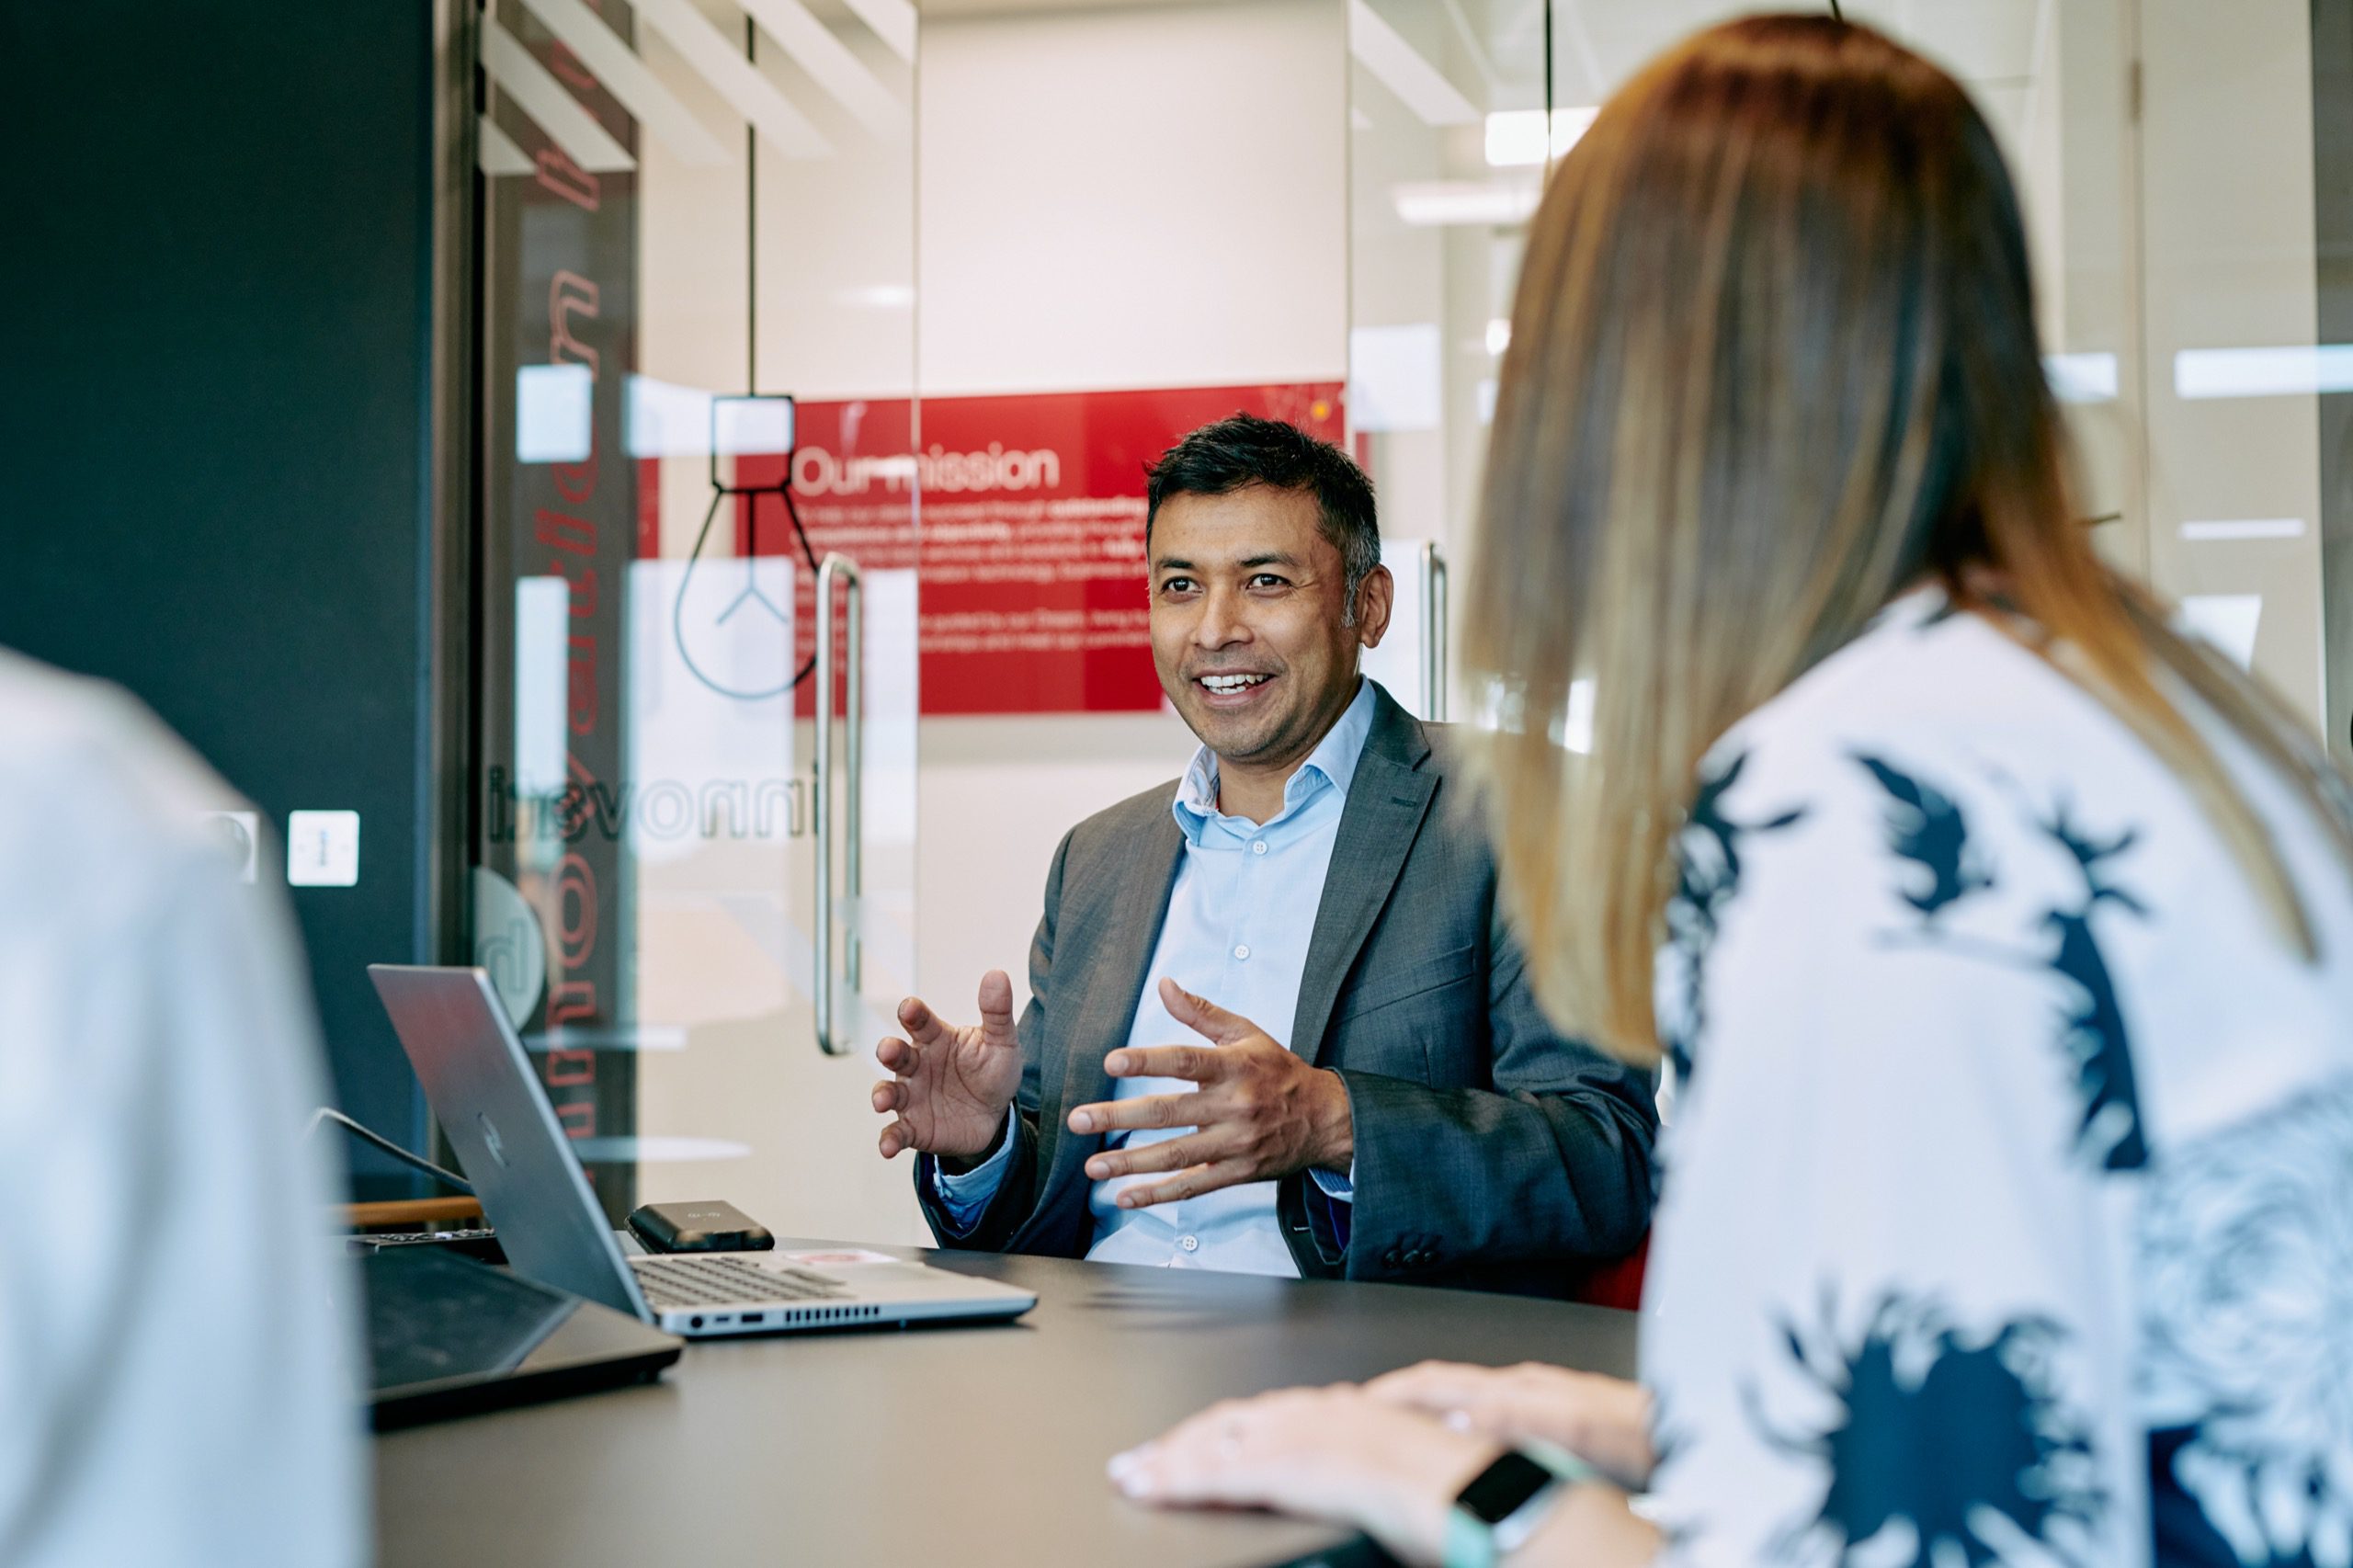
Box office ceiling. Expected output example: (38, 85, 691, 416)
(597, 0, 2052, 176)
(915, 0, 1250, 15)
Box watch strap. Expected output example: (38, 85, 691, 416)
(1443, 1503, 1505, 1568)
(1518, 1438, 1602, 1487)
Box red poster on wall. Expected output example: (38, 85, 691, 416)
(728, 382, 1346, 715)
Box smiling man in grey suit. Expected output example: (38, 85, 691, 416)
(870, 415, 1656, 1295)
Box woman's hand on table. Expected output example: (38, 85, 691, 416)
(1107, 1384, 1496, 1566)
(1364, 1361, 1656, 1489)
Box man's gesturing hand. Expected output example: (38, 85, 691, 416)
(871, 971, 1024, 1163)
(1067, 978, 1353, 1208)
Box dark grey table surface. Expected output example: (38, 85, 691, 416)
(374, 1240, 1639, 1568)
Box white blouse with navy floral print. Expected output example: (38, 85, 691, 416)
(1639, 589, 2353, 1568)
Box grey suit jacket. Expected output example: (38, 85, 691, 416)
(917, 684, 1658, 1295)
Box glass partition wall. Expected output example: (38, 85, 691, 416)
(473, 0, 922, 1239)
(1350, 0, 2347, 766)
(459, 0, 2348, 1244)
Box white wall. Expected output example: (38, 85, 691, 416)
(916, 0, 1348, 397)
(914, 711, 1199, 1009)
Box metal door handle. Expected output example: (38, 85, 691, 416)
(813, 552, 863, 1056)
(1422, 543, 1449, 722)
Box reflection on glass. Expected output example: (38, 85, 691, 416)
(476, 0, 922, 1238)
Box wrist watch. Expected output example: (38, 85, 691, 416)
(1442, 1446, 1594, 1568)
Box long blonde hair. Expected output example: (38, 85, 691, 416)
(1467, 15, 2353, 1064)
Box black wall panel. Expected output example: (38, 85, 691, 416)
(0, 2, 458, 1190)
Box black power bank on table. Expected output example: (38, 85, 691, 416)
(625, 1199, 775, 1254)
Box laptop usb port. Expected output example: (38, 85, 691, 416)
(740, 1313, 765, 1325)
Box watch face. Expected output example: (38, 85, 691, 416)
(1456, 1450, 1557, 1526)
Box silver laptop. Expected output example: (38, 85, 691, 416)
(368, 965, 1036, 1339)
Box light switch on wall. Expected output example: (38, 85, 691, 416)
(287, 810, 361, 887)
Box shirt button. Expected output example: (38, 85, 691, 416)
(1233, 944, 1250, 960)
(1252, 840, 1267, 855)
(1179, 1235, 1199, 1253)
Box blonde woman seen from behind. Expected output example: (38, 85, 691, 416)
(1107, 15, 2353, 1566)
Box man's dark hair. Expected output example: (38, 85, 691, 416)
(1144, 413, 1381, 621)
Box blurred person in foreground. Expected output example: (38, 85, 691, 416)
(0, 650, 364, 1566)
(1105, 16, 2353, 1565)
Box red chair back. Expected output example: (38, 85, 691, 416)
(1566, 1232, 1649, 1311)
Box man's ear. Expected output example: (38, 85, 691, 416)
(1355, 562, 1395, 649)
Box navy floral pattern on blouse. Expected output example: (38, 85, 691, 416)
(1639, 591, 2353, 1568)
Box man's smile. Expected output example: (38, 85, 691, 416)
(1193, 671, 1278, 706)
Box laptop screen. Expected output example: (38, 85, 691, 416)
(368, 965, 650, 1321)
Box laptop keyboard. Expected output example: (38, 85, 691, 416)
(362, 1228, 497, 1246)
(346, 1228, 505, 1264)
(632, 1255, 850, 1310)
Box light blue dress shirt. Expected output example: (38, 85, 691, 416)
(930, 678, 1378, 1276)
